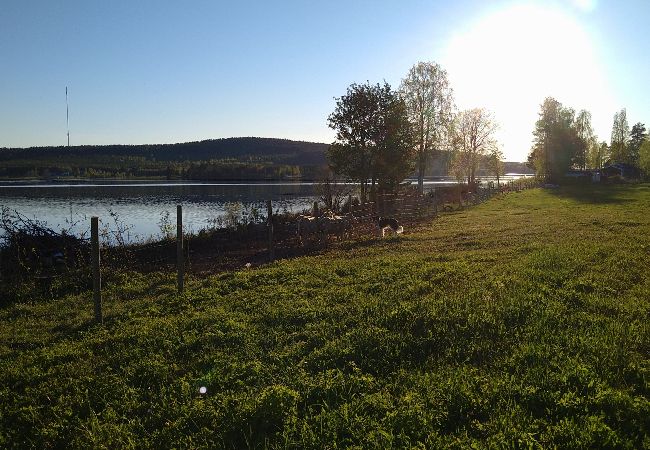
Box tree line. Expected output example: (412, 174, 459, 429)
(326, 62, 503, 200)
(0, 138, 329, 181)
(527, 98, 649, 181)
(327, 62, 650, 193)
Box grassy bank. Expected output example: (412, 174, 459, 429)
(1, 185, 649, 448)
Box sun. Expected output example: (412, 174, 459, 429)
(441, 3, 615, 161)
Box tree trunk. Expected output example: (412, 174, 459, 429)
(417, 144, 426, 194)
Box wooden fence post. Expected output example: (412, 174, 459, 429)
(177, 205, 184, 294)
(91, 216, 102, 324)
(267, 200, 275, 261)
(313, 201, 319, 217)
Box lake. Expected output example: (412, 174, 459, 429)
(0, 176, 532, 242)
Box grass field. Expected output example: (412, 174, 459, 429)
(1, 184, 649, 448)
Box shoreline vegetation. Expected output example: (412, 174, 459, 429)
(1, 184, 648, 447)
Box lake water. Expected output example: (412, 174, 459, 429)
(0, 176, 532, 242)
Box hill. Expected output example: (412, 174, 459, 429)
(0, 137, 329, 165)
(0, 138, 532, 180)
(0, 137, 329, 180)
(503, 161, 534, 174)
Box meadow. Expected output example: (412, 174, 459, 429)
(1, 184, 649, 448)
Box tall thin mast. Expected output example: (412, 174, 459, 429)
(66, 86, 70, 146)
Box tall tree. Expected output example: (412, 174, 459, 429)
(487, 148, 505, 187)
(528, 97, 580, 181)
(399, 62, 454, 193)
(610, 109, 630, 164)
(639, 138, 650, 177)
(372, 88, 416, 192)
(449, 108, 498, 186)
(629, 122, 647, 167)
(587, 140, 608, 170)
(574, 109, 594, 170)
(327, 82, 414, 201)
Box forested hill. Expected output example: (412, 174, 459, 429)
(0, 137, 531, 180)
(0, 137, 329, 166)
(503, 161, 534, 174)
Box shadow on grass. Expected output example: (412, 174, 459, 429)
(546, 183, 639, 204)
(339, 236, 404, 252)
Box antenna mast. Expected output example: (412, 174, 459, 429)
(66, 86, 70, 146)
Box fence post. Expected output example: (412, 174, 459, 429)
(313, 201, 319, 217)
(267, 200, 275, 261)
(91, 216, 102, 324)
(177, 205, 184, 294)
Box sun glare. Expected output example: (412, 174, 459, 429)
(572, 0, 597, 13)
(442, 3, 615, 161)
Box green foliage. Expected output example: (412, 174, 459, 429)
(449, 108, 498, 185)
(327, 82, 415, 198)
(400, 61, 454, 193)
(1, 185, 650, 447)
(639, 139, 650, 177)
(574, 109, 594, 170)
(487, 148, 505, 186)
(629, 122, 647, 167)
(610, 109, 630, 165)
(528, 98, 582, 181)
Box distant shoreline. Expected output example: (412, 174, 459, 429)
(0, 174, 535, 188)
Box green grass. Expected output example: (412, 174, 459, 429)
(1, 184, 649, 448)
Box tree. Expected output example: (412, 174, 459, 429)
(610, 109, 630, 164)
(528, 97, 580, 181)
(449, 108, 498, 186)
(574, 109, 594, 170)
(327, 82, 414, 201)
(372, 92, 416, 192)
(399, 62, 454, 193)
(639, 138, 650, 177)
(588, 141, 608, 170)
(629, 122, 647, 167)
(487, 148, 505, 187)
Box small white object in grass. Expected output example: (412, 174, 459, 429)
(245, 263, 251, 269)
(199, 386, 207, 395)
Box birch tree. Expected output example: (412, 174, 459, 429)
(487, 148, 505, 187)
(574, 109, 594, 170)
(639, 139, 650, 176)
(610, 109, 630, 164)
(399, 62, 454, 193)
(527, 97, 580, 181)
(449, 108, 498, 186)
(629, 122, 646, 167)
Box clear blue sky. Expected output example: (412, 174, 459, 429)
(1, 0, 648, 161)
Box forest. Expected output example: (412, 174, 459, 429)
(0, 137, 328, 180)
(0, 135, 531, 181)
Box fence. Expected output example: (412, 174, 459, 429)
(0, 178, 540, 322)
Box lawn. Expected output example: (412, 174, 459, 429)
(1, 184, 649, 448)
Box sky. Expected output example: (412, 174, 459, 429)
(1, 0, 649, 161)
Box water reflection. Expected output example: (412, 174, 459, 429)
(0, 177, 532, 242)
(0, 182, 319, 242)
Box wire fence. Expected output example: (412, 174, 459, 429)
(0, 178, 541, 320)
